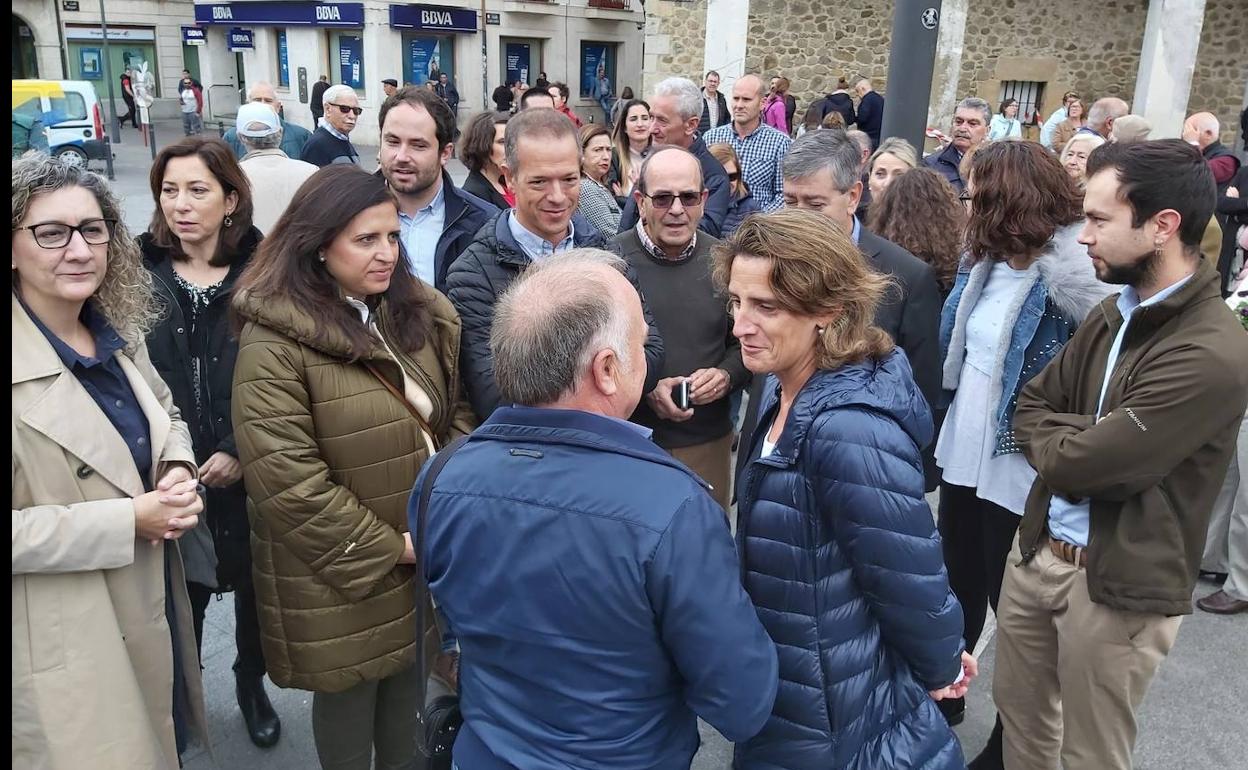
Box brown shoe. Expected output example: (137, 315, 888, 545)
(1196, 589, 1248, 614)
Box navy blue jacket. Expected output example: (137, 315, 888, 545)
(922, 142, 966, 193)
(735, 354, 965, 770)
(855, 90, 884, 148)
(413, 406, 779, 770)
(431, 172, 498, 291)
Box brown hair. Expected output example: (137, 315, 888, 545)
(379, 86, 457, 150)
(821, 111, 846, 130)
(966, 141, 1083, 263)
(611, 98, 652, 189)
(707, 142, 749, 197)
(712, 209, 894, 370)
(232, 165, 431, 359)
(459, 111, 509, 173)
(868, 168, 965, 291)
(147, 136, 254, 267)
(772, 77, 790, 94)
(579, 122, 610, 150)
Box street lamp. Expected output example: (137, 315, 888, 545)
(96, 0, 120, 180)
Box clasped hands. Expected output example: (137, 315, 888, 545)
(134, 465, 204, 546)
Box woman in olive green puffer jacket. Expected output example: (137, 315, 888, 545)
(230, 166, 475, 766)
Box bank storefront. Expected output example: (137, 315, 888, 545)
(190, 1, 642, 143)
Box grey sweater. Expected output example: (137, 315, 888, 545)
(614, 228, 748, 448)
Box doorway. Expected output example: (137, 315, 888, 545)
(236, 52, 247, 105)
(13, 16, 39, 79)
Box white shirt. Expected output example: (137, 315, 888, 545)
(239, 150, 319, 235)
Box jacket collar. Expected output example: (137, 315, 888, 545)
(489, 210, 604, 268)
(1097, 255, 1222, 332)
(477, 405, 707, 485)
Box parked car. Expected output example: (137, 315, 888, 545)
(12, 79, 109, 167)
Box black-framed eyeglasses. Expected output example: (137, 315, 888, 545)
(958, 190, 972, 203)
(640, 191, 704, 210)
(328, 103, 363, 116)
(727, 172, 741, 182)
(14, 219, 116, 249)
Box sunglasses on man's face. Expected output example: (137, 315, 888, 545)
(328, 103, 363, 116)
(641, 191, 704, 210)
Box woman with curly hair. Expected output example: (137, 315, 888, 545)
(12, 152, 208, 766)
(867, 167, 964, 297)
(933, 141, 1114, 756)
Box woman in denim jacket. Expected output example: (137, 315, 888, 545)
(933, 142, 1115, 757)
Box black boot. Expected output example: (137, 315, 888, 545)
(236, 675, 281, 748)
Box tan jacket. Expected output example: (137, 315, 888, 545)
(1051, 119, 1084, 153)
(11, 295, 208, 768)
(232, 286, 475, 693)
(239, 148, 319, 235)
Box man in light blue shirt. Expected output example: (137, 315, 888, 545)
(1039, 90, 1079, 150)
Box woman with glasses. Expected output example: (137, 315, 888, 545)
(303, 84, 361, 167)
(934, 142, 1112, 756)
(707, 143, 761, 237)
(460, 111, 513, 209)
(988, 98, 1023, 142)
(1050, 99, 1087, 153)
(138, 136, 282, 747)
(578, 124, 622, 238)
(610, 98, 653, 199)
(721, 209, 973, 770)
(231, 165, 475, 768)
(12, 153, 208, 766)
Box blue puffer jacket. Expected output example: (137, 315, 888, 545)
(735, 352, 966, 770)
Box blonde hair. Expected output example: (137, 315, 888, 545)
(868, 137, 918, 174)
(707, 142, 748, 196)
(11, 152, 158, 349)
(712, 209, 895, 370)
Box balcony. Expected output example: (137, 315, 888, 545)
(588, 0, 631, 8)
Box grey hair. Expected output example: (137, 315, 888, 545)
(491, 249, 635, 406)
(320, 83, 356, 109)
(956, 97, 992, 125)
(1086, 97, 1129, 131)
(246, 80, 276, 101)
(11, 152, 158, 347)
(783, 129, 861, 192)
(503, 107, 579, 173)
(240, 125, 283, 151)
(868, 137, 918, 172)
(652, 77, 703, 121)
(846, 130, 872, 155)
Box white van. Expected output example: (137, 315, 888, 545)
(12, 79, 109, 166)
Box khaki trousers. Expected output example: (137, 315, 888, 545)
(993, 535, 1182, 770)
(669, 432, 733, 511)
(1200, 411, 1248, 601)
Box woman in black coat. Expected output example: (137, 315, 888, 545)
(140, 136, 280, 748)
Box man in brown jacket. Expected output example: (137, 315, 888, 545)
(995, 139, 1248, 770)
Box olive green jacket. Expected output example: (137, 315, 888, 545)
(231, 287, 475, 692)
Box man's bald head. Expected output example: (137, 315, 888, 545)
(730, 74, 767, 130)
(1182, 112, 1220, 150)
(1087, 97, 1129, 138)
(490, 249, 646, 414)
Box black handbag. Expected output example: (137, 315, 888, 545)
(414, 435, 469, 769)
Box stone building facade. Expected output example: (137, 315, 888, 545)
(643, 0, 1246, 147)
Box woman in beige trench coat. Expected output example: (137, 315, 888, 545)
(11, 153, 209, 768)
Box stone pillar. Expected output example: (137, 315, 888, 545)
(927, 0, 968, 146)
(1132, 0, 1207, 139)
(703, 0, 750, 90)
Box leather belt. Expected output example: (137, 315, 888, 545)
(1049, 537, 1088, 568)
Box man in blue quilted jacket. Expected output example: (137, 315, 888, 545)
(412, 248, 778, 770)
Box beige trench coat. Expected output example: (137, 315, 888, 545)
(11, 295, 209, 769)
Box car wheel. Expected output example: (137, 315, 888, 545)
(54, 146, 88, 167)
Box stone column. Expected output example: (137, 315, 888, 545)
(1133, 0, 1207, 139)
(927, 0, 968, 144)
(703, 0, 750, 89)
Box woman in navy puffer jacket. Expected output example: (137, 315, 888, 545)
(717, 209, 973, 770)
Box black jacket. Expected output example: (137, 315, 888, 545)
(735, 226, 944, 492)
(617, 136, 730, 238)
(310, 80, 330, 120)
(923, 142, 966, 193)
(1216, 166, 1248, 296)
(462, 168, 512, 212)
(430, 172, 499, 291)
(301, 125, 358, 167)
(698, 89, 731, 135)
(857, 90, 885, 148)
(820, 91, 857, 128)
(140, 228, 262, 589)
(445, 211, 666, 419)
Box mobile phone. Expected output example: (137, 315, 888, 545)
(671, 380, 691, 410)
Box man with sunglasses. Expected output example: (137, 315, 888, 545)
(301, 83, 361, 167)
(613, 146, 744, 510)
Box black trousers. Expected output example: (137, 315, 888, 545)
(120, 96, 139, 128)
(186, 568, 267, 678)
(937, 482, 1021, 656)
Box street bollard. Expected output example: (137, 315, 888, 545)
(149, 122, 157, 161)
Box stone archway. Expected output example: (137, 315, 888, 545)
(13, 14, 39, 79)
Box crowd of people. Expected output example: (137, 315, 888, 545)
(11, 61, 1248, 770)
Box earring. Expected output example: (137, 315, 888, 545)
(223, 215, 234, 228)
(318, 252, 326, 263)
(815, 325, 826, 334)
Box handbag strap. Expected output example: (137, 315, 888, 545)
(413, 434, 469, 742)
(363, 360, 441, 451)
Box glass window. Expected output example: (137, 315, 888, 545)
(580, 42, 617, 101)
(402, 34, 454, 87)
(1000, 80, 1045, 126)
(275, 29, 289, 88)
(331, 31, 365, 92)
(50, 93, 88, 122)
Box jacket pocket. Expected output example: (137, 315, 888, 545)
(25, 579, 66, 673)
